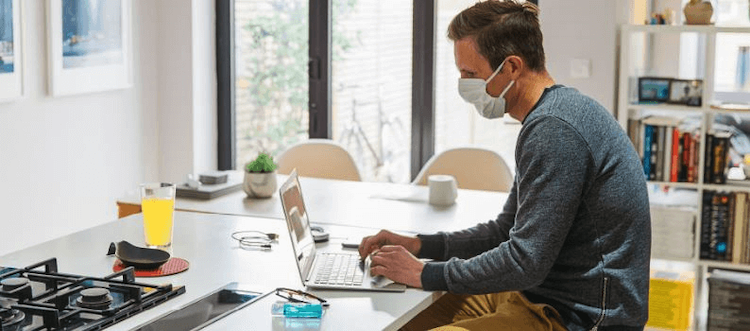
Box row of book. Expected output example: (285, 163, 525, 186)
(708, 269, 750, 331)
(700, 191, 750, 263)
(650, 206, 695, 260)
(627, 116, 732, 184)
(628, 116, 701, 183)
(647, 270, 694, 331)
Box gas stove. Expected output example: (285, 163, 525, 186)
(0, 258, 185, 331)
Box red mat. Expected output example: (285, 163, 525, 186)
(113, 257, 189, 277)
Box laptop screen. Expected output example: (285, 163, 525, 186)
(279, 170, 316, 282)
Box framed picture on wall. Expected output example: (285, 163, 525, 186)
(668, 79, 703, 107)
(0, 0, 23, 102)
(638, 77, 671, 103)
(47, 0, 132, 96)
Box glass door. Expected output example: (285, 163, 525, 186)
(233, 0, 309, 166)
(331, 0, 413, 183)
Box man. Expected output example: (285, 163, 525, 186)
(359, 1, 651, 330)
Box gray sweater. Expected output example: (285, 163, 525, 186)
(418, 85, 651, 331)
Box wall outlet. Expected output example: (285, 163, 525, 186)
(570, 58, 591, 79)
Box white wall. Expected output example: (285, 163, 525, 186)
(156, 0, 217, 185)
(0, 0, 159, 256)
(540, 0, 630, 112)
(0, 1, 217, 256)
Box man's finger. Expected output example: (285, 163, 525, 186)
(370, 265, 387, 277)
(378, 245, 403, 252)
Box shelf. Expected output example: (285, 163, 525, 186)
(700, 260, 750, 272)
(628, 104, 707, 112)
(623, 24, 750, 34)
(702, 183, 750, 192)
(628, 104, 750, 116)
(647, 181, 699, 189)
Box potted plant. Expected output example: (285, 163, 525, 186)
(243, 153, 278, 198)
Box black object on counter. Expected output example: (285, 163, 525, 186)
(114, 241, 171, 269)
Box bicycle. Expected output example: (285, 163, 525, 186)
(337, 84, 408, 183)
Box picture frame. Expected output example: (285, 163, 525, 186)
(0, 0, 23, 102)
(668, 79, 703, 107)
(638, 77, 671, 103)
(47, 0, 132, 96)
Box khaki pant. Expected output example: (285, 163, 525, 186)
(400, 291, 568, 331)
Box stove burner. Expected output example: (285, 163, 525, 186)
(0, 307, 25, 329)
(0, 278, 29, 291)
(76, 287, 113, 310)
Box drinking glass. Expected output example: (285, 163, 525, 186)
(140, 183, 176, 249)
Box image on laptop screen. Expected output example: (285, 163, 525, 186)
(279, 172, 316, 276)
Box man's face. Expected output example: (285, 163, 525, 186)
(454, 37, 493, 80)
(454, 37, 507, 98)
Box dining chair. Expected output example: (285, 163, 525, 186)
(412, 147, 514, 192)
(276, 139, 362, 181)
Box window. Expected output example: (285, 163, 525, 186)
(218, 0, 538, 178)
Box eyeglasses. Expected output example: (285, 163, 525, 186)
(275, 287, 329, 307)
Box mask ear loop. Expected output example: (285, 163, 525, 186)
(485, 58, 508, 83)
(499, 80, 515, 98)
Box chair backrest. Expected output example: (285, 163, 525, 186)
(412, 147, 513, 192)
(276, 139, 362, 181)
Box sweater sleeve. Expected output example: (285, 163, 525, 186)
(437, 116, 594, 294)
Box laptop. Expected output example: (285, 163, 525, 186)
(279, 170, 406, 292)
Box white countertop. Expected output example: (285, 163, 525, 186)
(0, 211, 439, 330)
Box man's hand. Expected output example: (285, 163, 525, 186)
(369, 245, 425, 288)
(358, 229, 421, 259)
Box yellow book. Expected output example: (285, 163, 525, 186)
(646, 270, 694, 331)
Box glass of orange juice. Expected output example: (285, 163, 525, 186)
(140, 183, 176, 249)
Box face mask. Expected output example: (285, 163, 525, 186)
(458, 59, 515, 119)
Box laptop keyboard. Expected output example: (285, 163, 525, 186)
(313, 253, 365, 286)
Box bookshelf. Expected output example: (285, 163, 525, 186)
(617, 23, 750, 330)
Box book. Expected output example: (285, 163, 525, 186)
(745, 199, 750, 264)
(712, 132, 732, 184)
(176, 177, 242, 200)
(647, 270, 694, 331)
(705, 133, 715, 184)
(643, 125, 654, 179)
(701, 190, 715, 260)
(651, 206, 695, 260)
(688, 133, 700, 183)
(732, 193, 747, 264)
(711, 193, 731, 261)
(656, 126, 666, 181)
(651, 127, 660, 181)
(670, 127, 680, 182)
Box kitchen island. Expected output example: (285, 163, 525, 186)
(0, 211, 440, 330)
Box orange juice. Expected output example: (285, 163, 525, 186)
(141, 197, 175, 247)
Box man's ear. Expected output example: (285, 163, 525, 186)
(505, 55, 524, 79)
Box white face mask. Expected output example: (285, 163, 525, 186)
(458, 59, 515, 119)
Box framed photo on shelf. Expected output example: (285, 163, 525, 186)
(638, 77, 671, 103)
(47, 0, 132, 96)
(668, 79, 703, 107)
(0, 0, 23, 102)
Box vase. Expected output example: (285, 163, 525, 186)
(243, 170, 277, 199)
(683, 0, 713, 25)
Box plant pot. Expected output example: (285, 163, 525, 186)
(243, 170, 277, 199)
(684, 0, 713, 25)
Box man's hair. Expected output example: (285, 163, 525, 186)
(448, 0, 545, 72)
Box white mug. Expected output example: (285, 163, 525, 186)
(428, 175, 458, 206)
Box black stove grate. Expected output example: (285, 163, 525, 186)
(0, 258, 185, 331)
